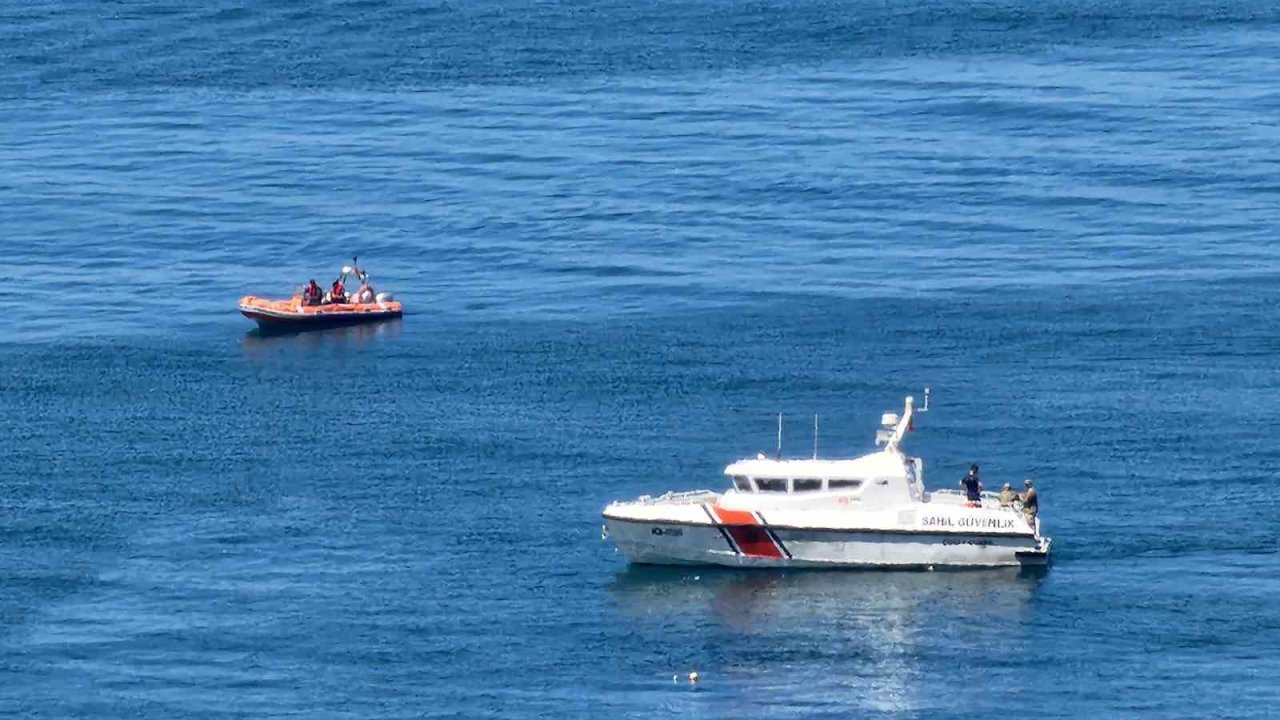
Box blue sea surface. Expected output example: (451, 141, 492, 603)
(2, 1, 1279, 717)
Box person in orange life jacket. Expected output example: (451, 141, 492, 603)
(330, 277, 346, 304)
(302, 279, 322, 306)
(960, 464, 982, 507)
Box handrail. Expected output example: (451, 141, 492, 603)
(929, 488, 1026, 508)
(610, 490, 718, 507)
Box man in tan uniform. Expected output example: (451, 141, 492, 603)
(998, 482, 1018, 508)
(1021, 478, 1039, 531)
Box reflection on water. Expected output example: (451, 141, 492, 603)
(608, 567, 1046, 714)
(240, 318, 403, 357)
(609, 565, 1044, 625)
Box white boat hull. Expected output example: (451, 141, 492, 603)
(603, 510, 1050, 569)
(601, 391, 1052, 570)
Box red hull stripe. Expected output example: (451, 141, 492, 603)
(708, 506, 787, 559)
(756, 513, 793, 559)
(710, 507, 756, 525)
(726, 526, 786, 559)
(700, 505, 740, 554)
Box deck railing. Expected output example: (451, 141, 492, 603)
(612, 489, 718, 507)
(929, 488, 1025, 508)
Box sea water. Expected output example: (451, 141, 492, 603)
(2, 1, 1279, 717)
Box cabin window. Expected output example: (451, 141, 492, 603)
(755, 477, 788, 493)
(731, 475, 753, 492)
(828, 479, 863, 491)
(792, 478, 822, 493)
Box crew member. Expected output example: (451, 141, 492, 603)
(960, 464, 982, 507)
(998, 482, 1017, 508)
(331, 277, 346, 304)
(303, 279, 322, 306)
(1021, 478, 1039, 531)
(351, 266, 373, 303)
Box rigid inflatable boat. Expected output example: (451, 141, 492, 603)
(238, 295, 402, 330)
(239, 261, 402, 330)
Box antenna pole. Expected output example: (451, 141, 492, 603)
(813, 413, 818, 459)
(776, 413, 782, 459)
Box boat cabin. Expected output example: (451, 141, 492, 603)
(722, 451, 926, 508)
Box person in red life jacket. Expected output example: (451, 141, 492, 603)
(302, 279, 322, 306)
(330, 277, 346, 304)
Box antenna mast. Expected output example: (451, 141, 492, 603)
(813, 414, 819, 459)
(776, 413, 783, 459)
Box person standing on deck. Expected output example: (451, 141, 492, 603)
(960, 464, 982, 507)
(1021, 478, 1039, 532)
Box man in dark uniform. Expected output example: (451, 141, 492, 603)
(959, 464, 982, 507)
(1021, 478, 1039, 531)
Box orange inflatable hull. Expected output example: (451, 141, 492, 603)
(238, 295, 403, 330)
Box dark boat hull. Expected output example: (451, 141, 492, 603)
(240, 307, 402, 329)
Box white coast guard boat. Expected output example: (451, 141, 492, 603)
(602, 390, 1050, 569)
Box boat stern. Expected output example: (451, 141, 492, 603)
(1014, 535, 1052, 566)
